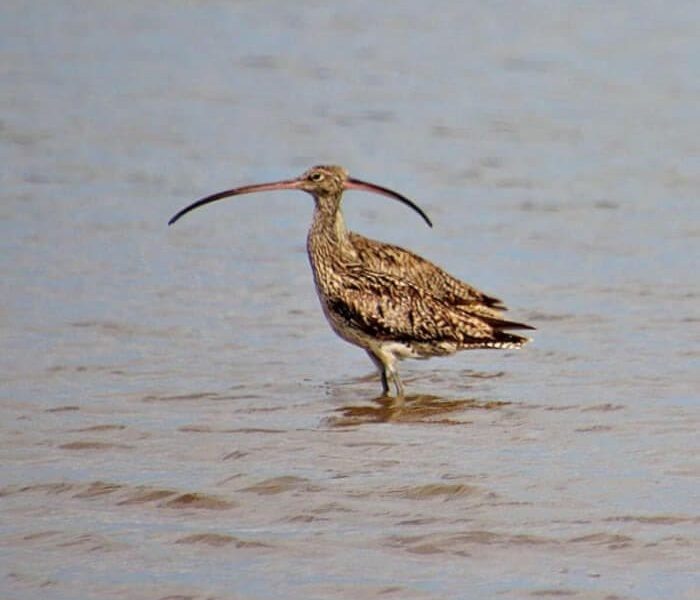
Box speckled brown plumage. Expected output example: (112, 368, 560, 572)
(169, 164, 534, 396)
(348, 232, 507, 316)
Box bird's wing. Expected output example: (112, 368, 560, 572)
(327, 266, 529, 347)
(348, 232, 507, 311)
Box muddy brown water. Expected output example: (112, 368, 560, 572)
(2, 2, 698, 599)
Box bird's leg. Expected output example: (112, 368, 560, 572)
(366, 350, 390, 395)
(382, 353, 405, 398)
(390, 369, 405, 397)
(366, 349, 404, 398)
(380, 371, 390, 395)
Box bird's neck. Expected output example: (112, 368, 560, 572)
(307, 199, 357, 272)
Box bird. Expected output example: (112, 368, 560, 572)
(169, 165, 534, 397)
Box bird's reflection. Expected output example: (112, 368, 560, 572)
(326, 393, 510, 426)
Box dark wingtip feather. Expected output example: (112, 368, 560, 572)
(481, 315, 536, 331)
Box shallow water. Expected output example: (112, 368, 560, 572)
(1, 2, 699, 599)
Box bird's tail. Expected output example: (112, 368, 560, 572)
(468, 315, 535, 350)
(462, 330, 531, 350)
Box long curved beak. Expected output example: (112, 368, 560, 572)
(344, 178, 432, 227)
(168, 179, 302, 226)
(168, 175, 433, 228)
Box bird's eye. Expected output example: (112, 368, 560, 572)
(310, 171, 324, 182)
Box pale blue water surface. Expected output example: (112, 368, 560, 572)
(1, 2, 698, 599)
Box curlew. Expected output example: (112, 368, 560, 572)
(169, 165, 534, 397)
